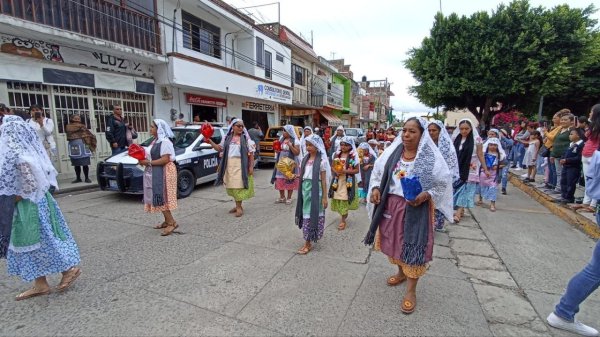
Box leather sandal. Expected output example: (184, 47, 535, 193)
(153, 222, 168, 229)
(57, 267, 81, 292)
(228, 207, 237, 214)
(338, 222, 347, 230)
(387, 274, 407, 286)
(297, 244, 312, 255)
(401, 296, 416, 314)
(235, 208, 244, 217)
(161, 222, 178, 236)
(15, 286, 51, 301)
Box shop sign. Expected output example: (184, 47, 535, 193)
(242, 101, 276, 112)
(0, 33, 153, 77)
(256, 83, 291, 102)
(185, 93, 227, 107)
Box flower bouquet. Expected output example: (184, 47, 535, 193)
(273, 139, 282, 153)
(332, 158, 345, 174)
(400, 175, 422, 201)
(276, 157, 296, 180)
(200, 122, 214, 142)
(484, 153, 496, 169)
(128, 144, 146, 160)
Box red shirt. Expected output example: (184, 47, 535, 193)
(583, 131, 599, 158)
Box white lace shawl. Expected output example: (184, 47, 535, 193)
(0, 116, 58, 202)
(367, 117, 453, 222)
(430, 120, 460, 181)
(304, 134, 332, 184)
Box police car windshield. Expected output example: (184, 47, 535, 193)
(139, 130, 199, 149)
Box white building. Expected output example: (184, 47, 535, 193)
(0, 0, 291, 177)
(155, 0, 292, 131)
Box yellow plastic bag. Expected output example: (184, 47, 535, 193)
(276, 157, 297, 179)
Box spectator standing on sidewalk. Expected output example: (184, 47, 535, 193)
(27, 105, 57, 161)
(248, 122, 264, 168)
(65, 115, 96, 183)
(513, 120, 530, 170)
(574, 104, 600, 213)
(522, 130, 541, 182)
(0, 116, 81, 301)
(105, 105, 129, 155)
(559, 128, 585, 204)
(545, 109, 571, 190)
(551, 113, 576, 194)
(499, 129, 514, 194)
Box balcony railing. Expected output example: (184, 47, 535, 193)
(1, 0, 160, 53)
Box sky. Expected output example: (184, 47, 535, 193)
(225, 0, 598, 118)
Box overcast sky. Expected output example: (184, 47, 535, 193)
(226, 0, 598, 116)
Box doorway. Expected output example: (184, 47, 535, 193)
(242, 110, 269, 132)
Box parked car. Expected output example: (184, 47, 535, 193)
(97, 123, 226, 199)
(344, 128, 366, 145)
(258, 126, 302, 163)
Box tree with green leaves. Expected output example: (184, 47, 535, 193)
(405, 0, 599, 125)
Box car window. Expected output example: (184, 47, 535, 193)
(172, 130, 200, 148)
(211, 129, 223, 144)
(345, 129, 358, 136)
(141, 136, 155, 147)
(268, 128, 283, 138)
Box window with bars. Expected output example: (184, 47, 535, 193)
(182, 11, 221, 59)
(292, 64, 307, 86)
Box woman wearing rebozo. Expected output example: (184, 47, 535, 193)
(138, 119, 179, 236)
(271, 124, 300, 204)
(208, 118, 255, 217)
(0, 115, 81, 300)
(65, 114, 97, 183)
(364, 117, 453, 314)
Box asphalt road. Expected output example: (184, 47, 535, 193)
(1, 168, 598, 336)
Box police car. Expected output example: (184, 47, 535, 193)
(97, 123, 226, 198)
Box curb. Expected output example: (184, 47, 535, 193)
(55, 184, 100, 196)
(509, 173, 599, 239)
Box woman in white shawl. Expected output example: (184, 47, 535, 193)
(294, 134, 331, 254)
(478, 137, 507, 211)
(299, 126, 313, 159)
(0, 116, 81, 300)
(139, 119, 178, 236)
(327, 125, 346, 158)
(428, 120, 459, 232)
(271, 124, 300, 204)
(357, 142, 378, 203)
(364, 117, 452, 314)
(330, 136, 361, 230)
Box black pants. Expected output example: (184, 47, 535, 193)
(561, 167, 580, 202)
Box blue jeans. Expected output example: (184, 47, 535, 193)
(501, 166, 509, 189)
(111, 147, 127, 156)
(516, 143, 526, 167)
(555, 237, 600, 321)
(548, 158, 557, 188)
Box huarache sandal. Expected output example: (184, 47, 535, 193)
(235, 208, 244, 217)
(453, 214, 461, 223)
(285, 198, 293, 205)
(275, 198, 286, 204)
(153, 222, 168, 229)
(401, 297, 416, 314)
(15, 286, 51, 301)
(387, 274, 407, 286)
(161, 222, 178, 236)
(57, 267, 82, 292)
(228, 207, 238, 213)
(338, 222, 347, 230)
(490, 205, 496, 212)
(297, 244, 312, 255)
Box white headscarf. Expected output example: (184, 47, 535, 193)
(368, 117, 453, 222)
(304, 134, 332, 184)
(0, 116, 59, 202)
(280, 124, 299, 143)
(226, 118, 255, 152)
(334, 136, 361, 184)
(299, 126, 313, 159)
(154, 119, 174, 141)
(336, 125, 345, 134)
(358, 142, 378, 160)
(430, 120, 460, 181)
(451, 118, 481, 155)
(483, 137, 506, 161)
(488, 128, 500, 138)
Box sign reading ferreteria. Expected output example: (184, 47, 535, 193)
(0, 33, 153, 77)
(242, 101, 276, 112)
(185, 93, 227, 107)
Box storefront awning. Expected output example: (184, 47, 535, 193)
(284, 109, 316, 117)
(320, 111, 344, 126)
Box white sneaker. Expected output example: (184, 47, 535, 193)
(547, 312, 599, 336)
(514, 167, 522, 171)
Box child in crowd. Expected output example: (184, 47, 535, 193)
(559, 128, 585, 204)
(357, 143, 376, 204)
(523, 130, 541, 182)
(295, 135, 330, 255)
(330, 137, 360, 230)
(478, 138, 506, 212)
(500, 129, 514, 195)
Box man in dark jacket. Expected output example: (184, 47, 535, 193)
(106, 105, 128, 155)
(559, 128, 585, 204)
